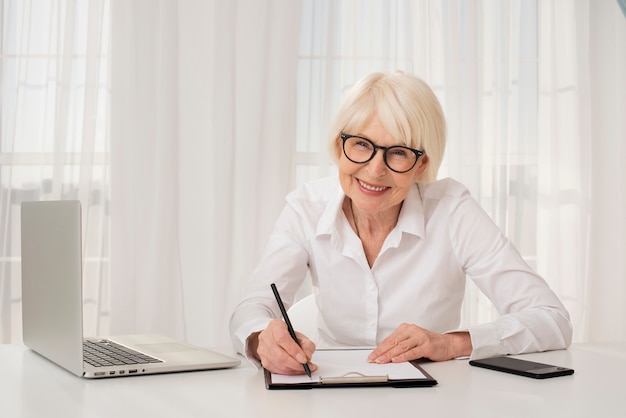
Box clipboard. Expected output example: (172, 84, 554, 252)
(264, 349, 437, 389)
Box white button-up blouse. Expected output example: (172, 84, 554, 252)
(230, 176, 572, 361)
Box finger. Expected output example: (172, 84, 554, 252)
(258, 321, 311, 374)
(258, 342, 311, 375)
(369, 324, 426, 363)
(389, 345, 423, 363)
(368, 328, 410, 362)
(371, 339, 416, 363)
(274, 331, 309, 364)
(262, 357, 309, 375)
(368, 336, 402, 363)
(266, 321, 313, 365)
(308, 361, 318, 372)
(296, 332, 316, 360)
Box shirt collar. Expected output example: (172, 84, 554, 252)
(316, 185, 346, 237)
(396, 183, 425, 238)
(316, 182, 425, 240)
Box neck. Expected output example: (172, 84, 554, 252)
(349, 199, 402, 239)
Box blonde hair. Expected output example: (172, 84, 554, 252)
(328, 71, 446, 183)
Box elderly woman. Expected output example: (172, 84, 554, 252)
(230, 71, 572, 375)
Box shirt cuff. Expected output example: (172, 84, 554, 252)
(233, 318, 272, 369)
(466, 323, 502, 360)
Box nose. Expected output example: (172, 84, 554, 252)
(367, 148, 388, 175)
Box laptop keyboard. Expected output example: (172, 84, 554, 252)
(83, 339, 163, 367)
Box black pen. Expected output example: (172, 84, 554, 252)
(270, 283, 312, 377)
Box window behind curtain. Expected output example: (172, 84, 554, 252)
(294, 0, 585, 330)
(0, 0, 111, 343)
(295, 0, 449, 189)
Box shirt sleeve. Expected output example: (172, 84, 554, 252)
(228, 203, 311, 356)
(447, 188, 573, 359)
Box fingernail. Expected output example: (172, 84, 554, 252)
(297, 354, 307, 363)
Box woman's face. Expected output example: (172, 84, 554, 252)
(338, 114, 427, 216)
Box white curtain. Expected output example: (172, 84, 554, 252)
(2, 0, 624, 348)
(109, 0, 301, 348)
(294, 0, 626, 344)
(1, 0, 110, 343)
(585, 0, 626, 341)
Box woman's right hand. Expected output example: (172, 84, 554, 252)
(249, 319, 317, 375)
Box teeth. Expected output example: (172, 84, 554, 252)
(358, 179, 387, 192)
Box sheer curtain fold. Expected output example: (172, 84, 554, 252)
(110, 0, 185, 338)
(0, 0, 110, 343)
(586, 0, 626, 342)
(111, 0, 301, 347)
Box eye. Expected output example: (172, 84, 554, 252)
(351, 138, 373, 150)
(387, 147, 410, 159)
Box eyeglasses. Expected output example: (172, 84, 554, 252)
(341, 133, 424, 173)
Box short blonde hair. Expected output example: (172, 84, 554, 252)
(328, 71, 446, 183)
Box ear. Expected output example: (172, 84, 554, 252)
(413, 154, 429, 179)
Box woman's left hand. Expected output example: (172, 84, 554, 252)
(367, 323, 472, 364)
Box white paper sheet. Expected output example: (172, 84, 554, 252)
(270, 349, 427, 384)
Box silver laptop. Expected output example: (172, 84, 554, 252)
(21, 200, 240, 378)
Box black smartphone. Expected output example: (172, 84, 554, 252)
(469, 356, 574, 379)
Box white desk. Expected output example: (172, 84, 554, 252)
(1, 343, 625, 418)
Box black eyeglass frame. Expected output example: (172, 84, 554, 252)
(340, 133, 425, 173)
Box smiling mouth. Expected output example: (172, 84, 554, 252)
(357, 178, 388, 192)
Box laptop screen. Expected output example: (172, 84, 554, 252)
(21, 200, 85, 376)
